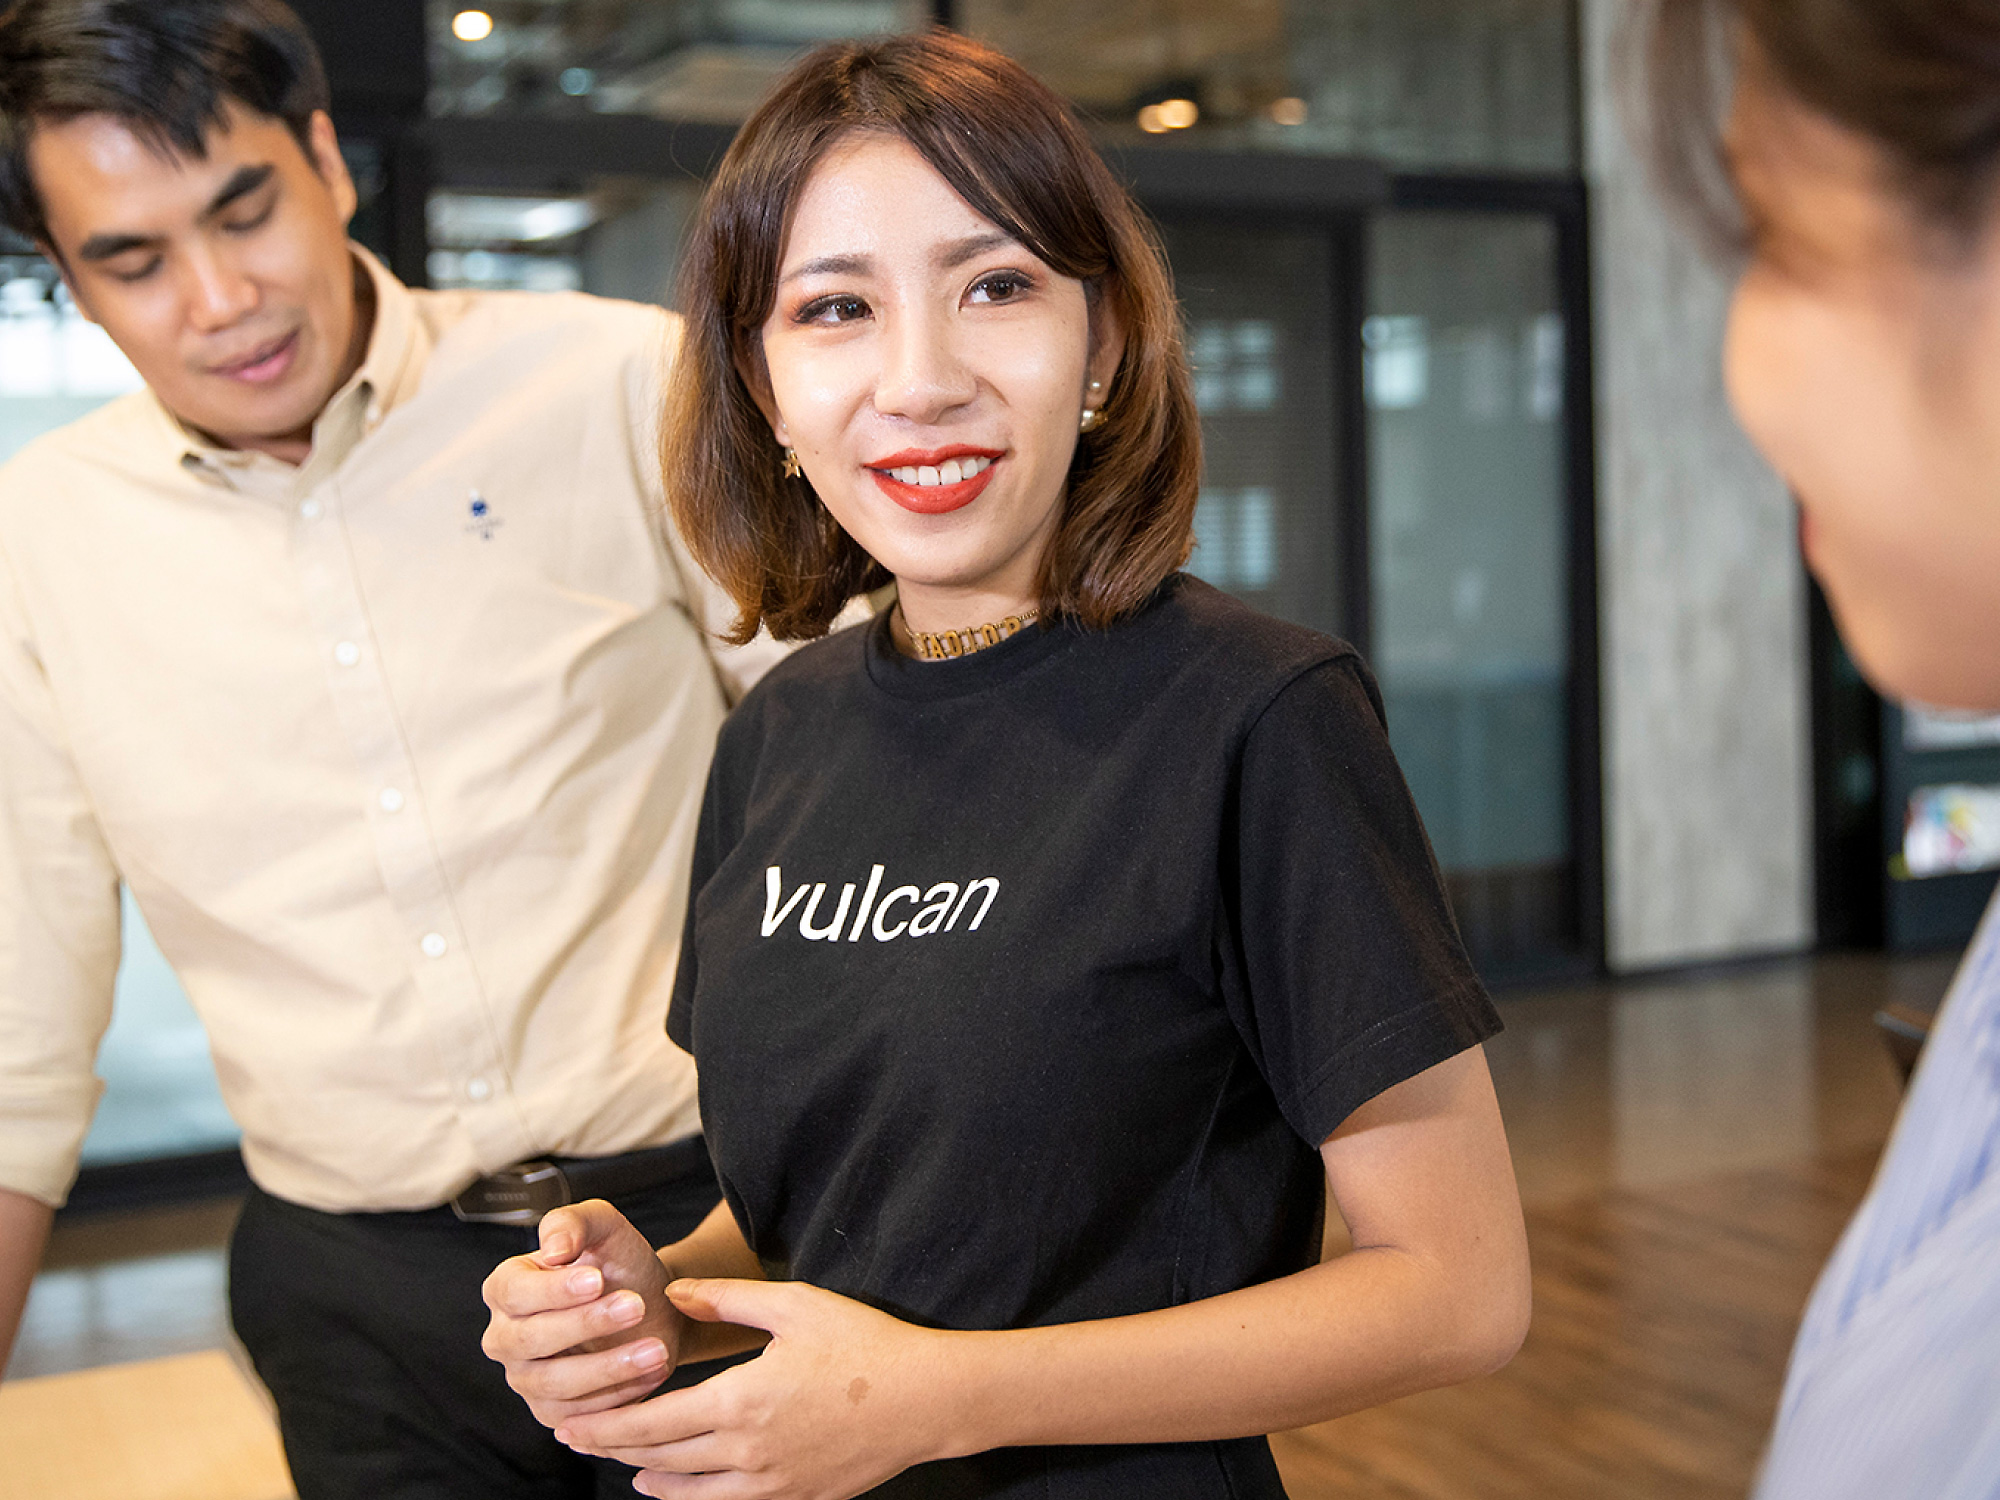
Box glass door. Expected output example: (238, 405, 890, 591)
(1365, 209, 1583, 973)
(1159, 220, 1347, 640)
(1142, 198, 1595, 980)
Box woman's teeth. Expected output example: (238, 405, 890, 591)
(889, 456, 993, 486)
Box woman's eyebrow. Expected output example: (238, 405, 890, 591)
(778, 231, 1020, 286)
(781, 253, 870, 284)
(934, 230, 1016, 269)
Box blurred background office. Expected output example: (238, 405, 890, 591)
(0, 3, 1979, 1496)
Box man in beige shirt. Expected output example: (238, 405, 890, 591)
(0, 2, 784, 1494)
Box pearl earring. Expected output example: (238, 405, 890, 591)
(1080, 379, 1106, 433)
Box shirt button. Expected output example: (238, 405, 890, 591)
(465, 1077, 492, 1102)
(333, 641, 361, 667)
(420, 932, 447, 959)
(378, 788, 405, 813)
(299, 498, 323, 521)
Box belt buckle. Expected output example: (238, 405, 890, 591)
(450, 1160, 572, 1226)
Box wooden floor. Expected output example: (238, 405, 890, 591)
(8, 950, 1961, 1498)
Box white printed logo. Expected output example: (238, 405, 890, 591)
(761, 865, 999, 942)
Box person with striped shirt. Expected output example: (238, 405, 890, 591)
(1645, 2, 2000, 1494)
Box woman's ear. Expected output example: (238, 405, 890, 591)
(1085, 283, 1129, 399)
(732, 333, 792, 446)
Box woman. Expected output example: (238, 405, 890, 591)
(482, 31, 1529, 1500)
(1645, 2, 2000, 1496)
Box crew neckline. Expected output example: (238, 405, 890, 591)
(860, 575, 1190, 702)
(862, 604, 1074, 701)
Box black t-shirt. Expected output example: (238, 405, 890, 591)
(668, 575, 1499, 1499)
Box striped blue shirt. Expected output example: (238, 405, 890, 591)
(1755, 897, 2000, 1499)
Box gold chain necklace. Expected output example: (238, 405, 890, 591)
(897, 602, 1040, 661)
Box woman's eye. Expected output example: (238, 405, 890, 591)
(968, 272, 1031, 305)
(798, 294, 870, 325)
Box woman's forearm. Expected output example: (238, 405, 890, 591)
(934, 1237, 1528, 1455)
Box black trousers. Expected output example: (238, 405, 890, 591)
(229, 1150, 727, 1500)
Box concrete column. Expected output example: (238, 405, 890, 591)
(1581, 0, 1813, 969)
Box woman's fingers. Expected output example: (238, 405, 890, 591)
(538, 1198, 647, 1266)
(483, 1253, 603, 1319)
(665, 1276, 796, 1332)
(532, 1204, 591, 1265)
(633, 1468, 753, 1500)
(573, 1429, 732, 1474)
(506, 1336, 668, 1403)
(558, 1383, 716, 1454)
(482, 1283, 652, 1364)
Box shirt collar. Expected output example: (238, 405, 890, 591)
(163, 243, 426, 491)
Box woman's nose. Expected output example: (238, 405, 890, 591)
(874, 309, 976, 423)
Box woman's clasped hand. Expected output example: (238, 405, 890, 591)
(563, 1280, 955, 1499)
(486, 1202, 954, 1499)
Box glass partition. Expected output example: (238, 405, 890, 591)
(1162, 221, 1344, 638)
(1365, 210, 1577, 966)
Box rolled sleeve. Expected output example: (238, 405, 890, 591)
(0, 542, 118, 1207)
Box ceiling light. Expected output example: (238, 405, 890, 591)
(452, 10, 493, 42)
(1155, 98, 1199, 130)
(1270, 97, 1308, 126)
(1136, 104, 1169, 134)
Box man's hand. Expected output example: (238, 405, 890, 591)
(556, 1278, 958, 1500)
(480, 1198, 683, 1426)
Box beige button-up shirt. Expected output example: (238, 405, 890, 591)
(0, 248, 782, 1212)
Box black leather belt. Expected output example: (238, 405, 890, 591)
(449, 1136, 710, 1226)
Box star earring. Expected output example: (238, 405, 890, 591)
(1079, 379, 1106, 433)
(782, 447, 802, 479)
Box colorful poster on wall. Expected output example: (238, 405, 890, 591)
(1901, 784, 2000, 878)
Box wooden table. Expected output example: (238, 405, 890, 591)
(0, 1349, 293, 1500)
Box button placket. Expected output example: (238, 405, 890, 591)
(289, 475, 531, 1165)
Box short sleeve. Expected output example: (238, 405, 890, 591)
(1222, 654, 1500, 1148)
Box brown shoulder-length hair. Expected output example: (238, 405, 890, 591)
(662, 29, 1200, 644)
(1643, 0, 2000, 249)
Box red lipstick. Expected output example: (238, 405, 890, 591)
(868, 445, 1003, 516)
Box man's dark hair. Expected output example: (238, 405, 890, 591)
(0, 0, 329, 244)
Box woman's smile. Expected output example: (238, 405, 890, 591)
(867, 446, 1003, 514)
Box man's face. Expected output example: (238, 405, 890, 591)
(30, 102, 363, 460)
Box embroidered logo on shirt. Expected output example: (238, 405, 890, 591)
(465, 489, 504, 541)
(761, 865, 999, 942)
